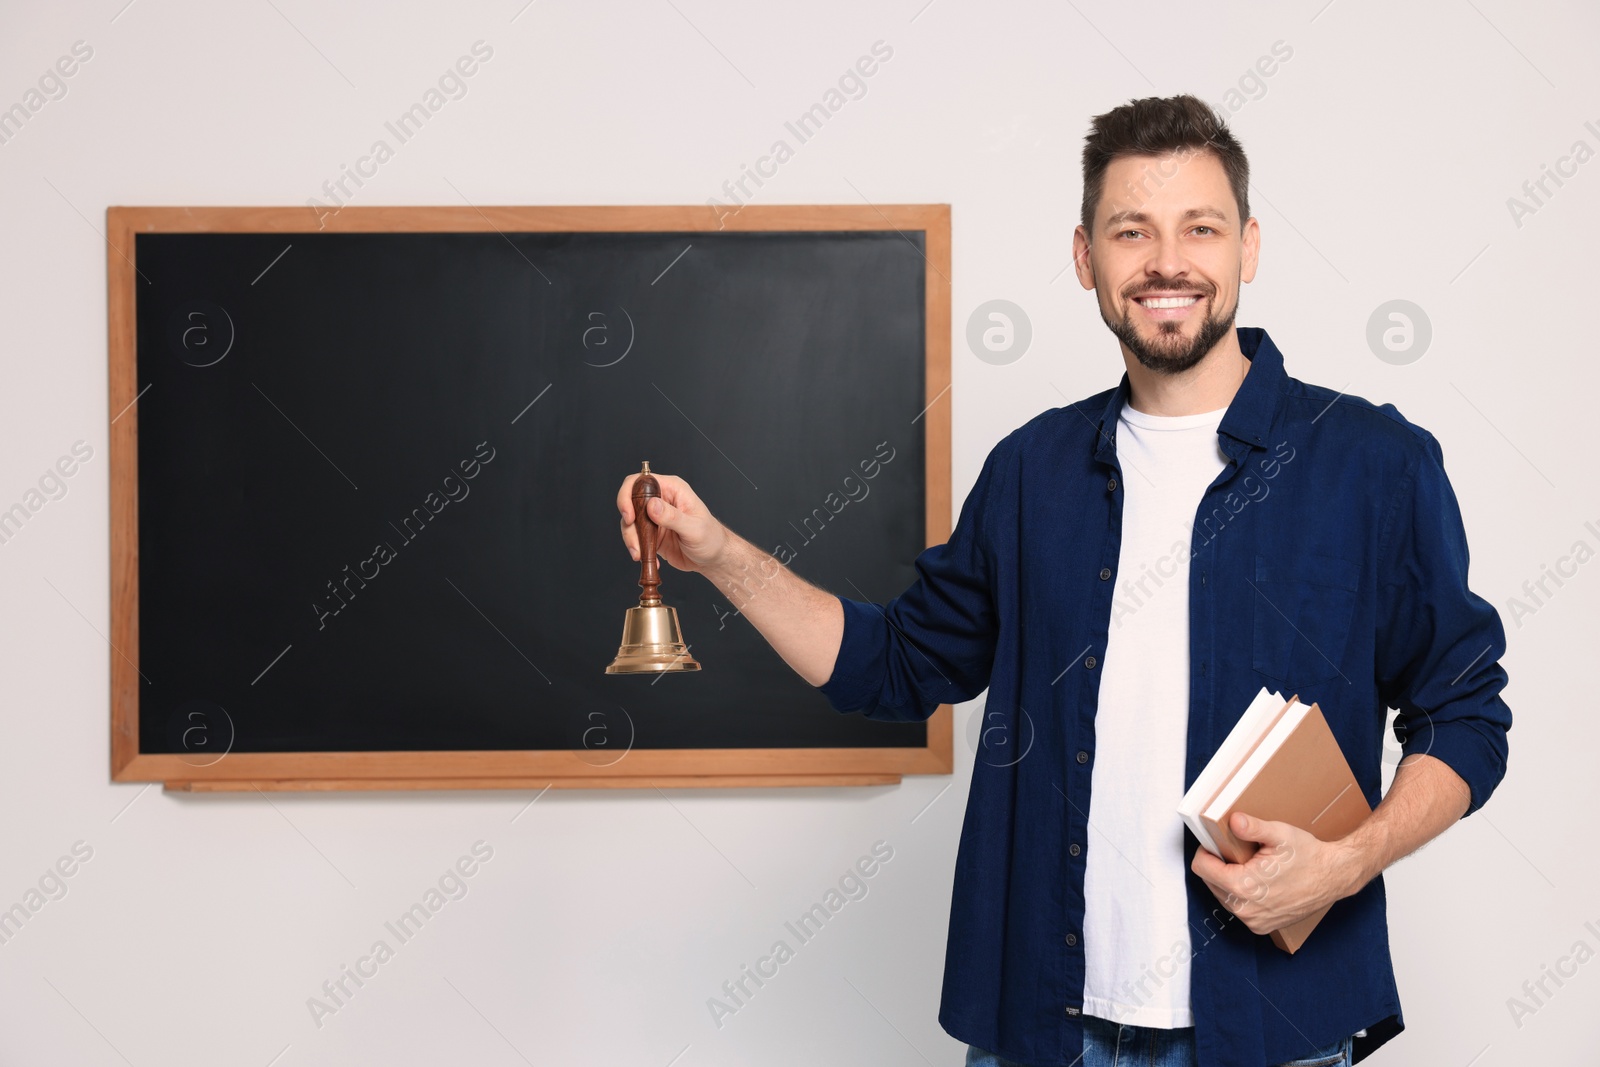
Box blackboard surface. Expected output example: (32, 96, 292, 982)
(133, 228, 929, 756)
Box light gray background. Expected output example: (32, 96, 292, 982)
(1, 1, 1595, 1064)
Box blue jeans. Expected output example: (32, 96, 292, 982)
(965, 1014, 1354, 1067)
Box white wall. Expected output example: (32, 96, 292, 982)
(1, 1, 1596, 1063)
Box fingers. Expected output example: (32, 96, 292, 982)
(651, 474, 699, 514)
(1192, 850, 1240, 903)
(1191, 847, 1224, 878)
(651, 494, 682, 526)
(617, 474, 640, 557)
(616, 473, 638, 524)
(618, 471, 703, 562)
(618, 472, 696, 519)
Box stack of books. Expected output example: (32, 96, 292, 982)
(1177, 688, 1371, 953)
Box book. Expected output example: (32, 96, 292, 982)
(1177, 688, 1371, 953)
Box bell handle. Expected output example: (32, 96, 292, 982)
(629, 462, 664, 606)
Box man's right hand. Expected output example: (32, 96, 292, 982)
(616, 470, 843, 688)
(615, 472, 730, 575)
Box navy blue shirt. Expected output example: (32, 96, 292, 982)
(815, 326, 1511, 1067)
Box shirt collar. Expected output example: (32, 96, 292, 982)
(1093, 325, 1286, 463)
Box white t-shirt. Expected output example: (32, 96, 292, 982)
(1079, 399, 1228, 1028)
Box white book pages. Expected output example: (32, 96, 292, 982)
(1178, 688, 1284, 855)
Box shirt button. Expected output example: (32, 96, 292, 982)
(1098, 567, 1111, 581)
(1084, 655, 1097, 669)
(1066, 932, 1078, 946)
(1076, 750, 1089, 764)
(1107, 477, 1117, 492)
(1069, 843, 1081, 856)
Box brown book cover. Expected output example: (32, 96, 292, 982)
(1198, 701, 1371, 954)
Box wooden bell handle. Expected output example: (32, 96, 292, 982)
(629, 462, 663, 606)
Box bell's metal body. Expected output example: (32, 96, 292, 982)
(607, 461, 701, 675)
(605, 603, 701, 674)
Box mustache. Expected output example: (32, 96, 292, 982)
(1125, 284, 1213, 299)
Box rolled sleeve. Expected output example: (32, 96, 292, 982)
(1375, 431, 1511, 816)
(815, 446, 1003, 722)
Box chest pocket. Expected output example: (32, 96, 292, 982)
(1250, 553, 1360, 688)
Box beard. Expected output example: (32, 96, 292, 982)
(1102, 285, 1237, 376)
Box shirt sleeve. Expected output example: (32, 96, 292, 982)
(1374, 430, 1511, 817)
(814, 444, 1003, 722)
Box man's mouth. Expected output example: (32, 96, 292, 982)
(1132, 292, 1205, 318)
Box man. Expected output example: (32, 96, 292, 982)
(616, 94, 1510, 1067)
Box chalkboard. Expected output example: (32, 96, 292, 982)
(108, 206, 953, 790)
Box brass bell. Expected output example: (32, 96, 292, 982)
(606, 462, 701, 674)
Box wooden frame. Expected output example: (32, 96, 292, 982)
(107, 204, 953, 792)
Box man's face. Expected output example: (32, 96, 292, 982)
(1072, 148, 1259, 375)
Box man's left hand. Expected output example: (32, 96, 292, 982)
(1190, 812, 1365, 936)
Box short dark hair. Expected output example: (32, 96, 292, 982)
(1079, 94, 1250, 233)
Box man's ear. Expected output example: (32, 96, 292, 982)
(1072, 226, 1096, 291)
(1239, 216, 1260, 284)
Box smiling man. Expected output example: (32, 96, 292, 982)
(617, 94, 1511, 1067)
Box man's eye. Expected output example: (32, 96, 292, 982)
(1193, 226, 1215, 236)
